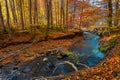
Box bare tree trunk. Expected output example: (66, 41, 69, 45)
(19, 0, 24, 30)
(108, 0, 113, 27)
(15, 0, 21, 26)
(29, 0, 32, 25)
(73, 0, 76, 27)
(107, 0, 113, 35)
(66, 0, 69, 31)
(55, 1, 57, 25)
(114, 0, 119, 27)
(13, 0, 18, 24)
(50, 0, 53, 27)
(9, 0, 17, 24)
(0, 3, 5, 33)
(79, 0, 84, 29)
(58, 1, 60, 25)
(60, 0, 63, 28)
(45, 0, 51, 40)
(5, 0, 11, 40)
(34, 0, 38, 25)
(60, 0, 65, 29)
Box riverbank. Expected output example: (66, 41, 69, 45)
(0, 29, 83, 65)
(64, 36, 120, 80)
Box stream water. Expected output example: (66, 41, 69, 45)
(0, 32, 105, 80)
(69, 31, 105, 66)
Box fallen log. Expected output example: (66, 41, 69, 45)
(0, 43, 34, 62)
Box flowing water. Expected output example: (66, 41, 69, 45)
(69, 32, 105, 66)
(0, 32, 105, 80)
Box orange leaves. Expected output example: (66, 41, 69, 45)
(65, 51, 120, 80)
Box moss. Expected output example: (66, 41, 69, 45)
(62, 51, 74, 56)
(99, 37, 118, 52)
(63, 51, 82, 63)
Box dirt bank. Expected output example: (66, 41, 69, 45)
(0, 30, 83, 65)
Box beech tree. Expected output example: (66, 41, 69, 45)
(0, 0, 119, 37)
(0, 2, 5, 33)
(5, 0, 12, 40)
(19, 0, 24, 29)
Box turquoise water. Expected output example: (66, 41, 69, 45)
(70, 32, 105, 66)
(55, 32, 105, 75)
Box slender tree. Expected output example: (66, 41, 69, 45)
(66, 0, 69, 31)
(19, 0, 24, 29)
(29, 0, 32, 25)
(0, 2, 5, 33)
(5, 0, 11, 39)
(108, 0, 113, 27)
(44, 0, 50, 40)
(114, 0, 119, 27)
(34, 0, 38, 25)
(9, 0, 17, 24)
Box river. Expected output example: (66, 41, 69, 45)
(0, 32, 105, 80)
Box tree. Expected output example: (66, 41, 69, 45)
(114, 0, 119, 27)
(66, 0, 69, 31)
(44, 0, 51, 40)
(107, 0, 113, 27)
(107, 0, 113, 35)
(60, 0, 65, 28)
(5, 0, 11, 39)
(19, 0, 24, 29)
(0, 2, 5, 33)
(34, 0, 38, 25)
(29, 0, 32, 25)
(9, 0, 18, 24)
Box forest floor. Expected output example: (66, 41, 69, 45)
(0, 29, 83, 65)
(0, 29, 120, 80)
(64, 34, 120, 80)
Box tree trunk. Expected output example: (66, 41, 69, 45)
(5, 0, 11, 40)
(29, 0, 32, 25)
(34, 0, 38, 25)
(66, 0, 68, 31)
(19, 0, 24, 30)
(73, 0, 76, 27)
(114, 0, 119, 27)
(79, 0, 84, 29)
(9, 0, 17, 24)
(50, 0, 53, 27)
(45, 0, 51, 40)
(107, 0, 113, 35)
(60, 0, 65, 29)
(0, 3, 5, 33)
(108, 0, 113, 27)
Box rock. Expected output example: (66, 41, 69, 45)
(43, 58, 48, 62)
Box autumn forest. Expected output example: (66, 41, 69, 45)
(0, 0, 120, 80)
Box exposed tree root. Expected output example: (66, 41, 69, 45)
(77, 63, 90, 69)
(52, 61, 78, 75)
